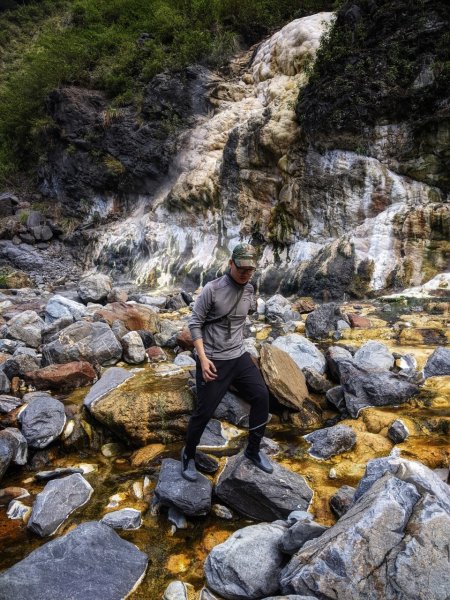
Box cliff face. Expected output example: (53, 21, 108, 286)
(37, 5, 449, 298)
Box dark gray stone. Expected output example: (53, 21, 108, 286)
(0, 338, 24, 353)
(154, 458, 212, 516)
(0, 371, 11, 394)
(302, 367, 333, 393)
(325, 346, 353, 381)
(199, 419, 227, 448)
(280, 516, 328, 554)
(423, 346, 450, 378)
(101, 508, 142, 530)
(387, 419, 409, 444)
(19, 393, 66, 449)
(195, 450, 219, 474)
(31, 225, 53, 242)
(0, 428, 27, 465)
(353, 341, 394, 371)
(329, 485, 355, 518)
(325, 386, 346, 413)
(205, 521, 288, 600)
(0, 192, 19, 217)
(167, 506, 188, 529)
(42, 321, 122, 366)
(0, 436, 13, 482)
(83, 367, 134, 409)
(35, 467, 84, 481)
(165, 293, 187, 311)
(2, 352, 41, 379)
(304, 425, 356, 459)
(0, 395, 23, 414)
(305, 304, 348, 340)
(0, 521, 148, 599)
(213, 390, 250, 427)
(337, 360, 419, 417)
(27, 473, 93, 536)
(41, 315, 75, 343)
(136, 329, 155, 348)
(215, 452, 312, 521)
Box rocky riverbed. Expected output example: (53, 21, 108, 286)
(0, 273, 449, 599)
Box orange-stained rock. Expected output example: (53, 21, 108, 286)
(0, 353, 10, 365)
(347, 313, 372, 328)
(10, 377, 20, 395)
(294, 296, 316, 313)
(24, 361, 97, 391)
(130, 444, 165, 467)
(94, 302, 159, 333)
(176, 327, 194, 350)
(146, 346, 166, 362)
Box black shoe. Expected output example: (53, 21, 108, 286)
(244, 449, 274, 474)
(180, 447, 198, 482)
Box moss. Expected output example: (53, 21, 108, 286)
(348, 258, 374, 298)
(268, 202, 295, 246)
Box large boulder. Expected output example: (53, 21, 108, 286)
(78, 273, 112, 303)
(19, 393, 66, 449)
(0, 521, 148, 599)
(88, 368, 193, 445)
(353, 341, 395, 371)
(304, 424, 356, 459)
(305, 304, 348, 339)
(44, 295, 88, 324)
(272, 334, 326, 374)
(423, 346, 450, 378)
(260, 344, 322, 428)
(23, 361, 97, 391)
(215, 452, 312, 521)
(337, 360, 419, 417)
(93, 301, 159, 333)
(6, 310, 45, 348)
(83, 367, 134, 409)
(205, 522, 288, 600)
(42, 321, 122, 366)
(280, 458, 450, 600)
(154, 458, 212, 516)
(27, 473, 93, 537)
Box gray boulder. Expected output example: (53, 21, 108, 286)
(78, 273, 112, 303)
(42, 321, 122, 366)
(304, 425, 356, 459)
(387, 419, 409, 444)
(213, 390, 250, 427)
(45, 294, 88, 324)
(325, 346, 353, 381)
(0, 428, 27, 465)
(0, 192, 19, 217)
(154, 458, 212, 516)
(19, 393, 66, 449)
(272, 334, 326, 374)
(305, 304, 348, 339)
(337, 360, 419, 417)
(423, 346, 450, 378)
(0, 521, 148, 599)
(7, 310, 45, 348)
(83, 367, 134, 409)
(329, 485, 355, 518)
(353, 341, 394, 371)
(27, 473, 93, 536)
(121, 331, 146, 364)
(280, 513, 328, 555)
(265, 295, 298, 323)
(205, 521, 288, 600)
(0, 395, 24, 413)
(215, 452, 312, 521)
(101, 508, 142, 530)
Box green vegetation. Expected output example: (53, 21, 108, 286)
(0, 0, 334, 185)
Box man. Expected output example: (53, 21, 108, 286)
(181, 242, 273, 481)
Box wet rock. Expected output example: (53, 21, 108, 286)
(215, 452, 312, 521)
(154, 458, 212, 516)
(35, 467, 84, 481)
(78, 273, 112, 304)
(266, 295, 298, 323)
(167, 506, 188, 529)
(280, 513, 328, 555)
(121, 331, 146, 364)
(101, 508, 142, 530)
(0, 521, 148, 599)
(212, 504, 234, 520)
(163, 581, 196, 600)
(19, 393, 66, 449)
(130, 443, 165, 467)
(423, 346, 450, 378)
(213, 390, 250, 427)
(205, 521, 288, 600)
(337, 360, 419, 417)
(7, 499, 32, 521)
(195, 450, 219, 474)
(83, 366, 134, 409)
(42, 321, 122, 366)
(260, 344, 321, 427)
(0, 428, 27, 465)
(329, 485, 356, 518)
(304, 425, 356, 459)
(94, 301, 159, 333)
(2, 351, 41, 379)
(0, 436, 13, 481)
(45, 295, 88, 323)
(24, 361, 97, 391)
(174, 353, 196, 367)
(199, 419, 227, 448)
(6, 310, 45, 348)
(27, 473, 93, 536)
(353, 341, 394, 371)
(0, 371, 10, 393)
(325, 386, 346, 413)
(272, 334, 326, 374)
(305, 304, 348, 339)
(302, 367, 333, 393)
(387, 419, 409, 444)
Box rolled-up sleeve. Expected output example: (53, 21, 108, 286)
(188, 284, 213, 341)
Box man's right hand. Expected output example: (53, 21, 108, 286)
(200, 357, 218, 382)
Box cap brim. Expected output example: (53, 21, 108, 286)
(234, 259, 256, 268)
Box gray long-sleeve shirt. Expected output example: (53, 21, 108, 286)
(188, 273, 254, 360)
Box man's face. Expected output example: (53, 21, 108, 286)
(229, 259, 255, 285)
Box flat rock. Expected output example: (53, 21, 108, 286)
(24, 361, 97, 391)
(215, 452, 312, 521)
(28, 473, 93, 536)
(83, 366, 134, 409)
(19, 393, 66, 449)
(304, 425, 356, 459)
(35, 467, 84, 481)
(101, 508, 142, 530)
(272, 334, 326, 374)
(154, 458, 212, 516)
(423, 346, 450, 378)
(353, 341, 394, 371)
(0, 521, 148, 599)
(337, 360, 419, 417)
(205, 521, 288, 600)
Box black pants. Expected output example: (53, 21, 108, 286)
(185, 352, 270, 458)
